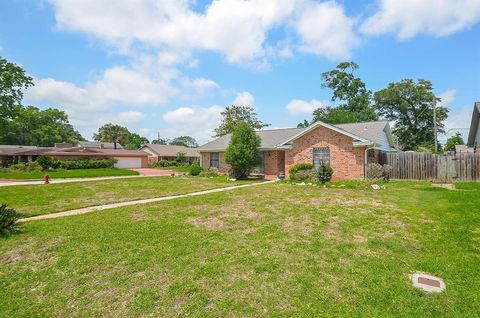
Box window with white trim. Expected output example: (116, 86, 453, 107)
(210, 152, 220, 168)
(313, 147, 330, 170)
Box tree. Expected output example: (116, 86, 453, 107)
(297, 120, 310, 128)
(374, 79, 448, 151)
(170, 136, 198, 148)
(224, 122, 262, 179)
(312, 62, 378, 124)
(0, 56, 33, 117)
(124, 133, 149, 150)
(444, 132, 465, 152)
(151, 138, 168, 145)
(93, 124, 130, 149)
(214, 105, 269, 137)
(1, 105, 84, 146)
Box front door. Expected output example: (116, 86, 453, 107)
(251, 152, 265, 174)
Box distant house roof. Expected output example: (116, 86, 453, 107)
(0, 145, 38, 156)
(77, 141, 123, 149)
(141, 144, 200, 157)
(198, 121, 396, 152)
(467, 102, 480, 146)
(45, 148, 148, 157)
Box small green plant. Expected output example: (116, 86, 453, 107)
(0, 204, 19, 233)
(176, 152, 187, 163)
(317, 165, 334, 184)
(189, 162, 202, 176)
(288, 163, 314, 182)
(36, 155, 54, 169)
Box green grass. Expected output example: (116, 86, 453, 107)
(454, 181, 480, 190)
(154, 166, 191, 173)
(1, 181, 479, 317)
(0, 176, 257, 217)
(0, 168, 139, 180)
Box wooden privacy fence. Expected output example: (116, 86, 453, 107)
(377, 152, 480, 182)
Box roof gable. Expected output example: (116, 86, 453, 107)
(467, 102, 480, 146)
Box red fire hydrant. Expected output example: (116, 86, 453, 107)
(44, 174, 50, 184)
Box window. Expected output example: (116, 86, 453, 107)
(210, 152, 220, 168)
(313, 147, 330, 170)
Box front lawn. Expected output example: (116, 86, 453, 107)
(0, 168, 139, 180)
(0, 176, 258, 217)
(0, 181, 479, 316)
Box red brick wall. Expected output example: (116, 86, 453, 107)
(201, 152, 230, 173)
(263, 150, 286, 176)
(285, 126, 365, 180)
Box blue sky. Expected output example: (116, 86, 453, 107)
(1, 0, 479, 144)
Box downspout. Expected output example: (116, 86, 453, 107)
(364, 146, 375, 179)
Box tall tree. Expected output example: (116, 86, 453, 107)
(169, 136, 198, 148)
(444, 132, 465, 152)
(124, 133, 149, 150)
(313, 62, 378, 124)
(2, 106, 84, 146)
(224, 122, 262, 179)
(297, 120, 310, 128)
(93, 124, 130, 149)
(0, 56, 33, 116)
(374, 79, 448, 151)
(214, 105, 269, 137)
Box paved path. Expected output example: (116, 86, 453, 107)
(130, 168, 177, 176)
(0, 173, 173, 187)
(19, 180, 276, 222)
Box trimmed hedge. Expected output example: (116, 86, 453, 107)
(56, 158, 117, 169)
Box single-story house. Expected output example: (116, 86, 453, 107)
(140, 144, 200, 165)
(198, 121, 397, 180)
(467, 101, 480, 153)
(0, 146, 148, 168)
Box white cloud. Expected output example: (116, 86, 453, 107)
(438, 89, 456, 108)
(437, 90, 471, 143)
(232, 91, 255, 107)
(49, 0, 297, 64)
(183, 77, 219, 94)
(285, 99, 327, 115)
(116, 111, 148, 124)
(361, 0, 480, 39)
(294, 1, 359, 59)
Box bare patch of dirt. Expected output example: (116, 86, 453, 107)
(187, 216, 227, 231)
(2, 237, 63, 267)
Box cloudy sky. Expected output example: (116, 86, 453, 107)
(1, 0, 479, 144)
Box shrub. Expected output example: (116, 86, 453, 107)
(25, 161, 42, 172)
(0, 204, 18, 233)
(189, 162, 202, 176)
(367, 163, 392, 181)
(36, 155, 53, 169)
(200, 167, 219, 177)
(176, 152, 187, 163)
(317, 165, 334, 184)
(288, 162, 314, 181)
(8, 162, 27, 172)
(56, 158, 116, 169)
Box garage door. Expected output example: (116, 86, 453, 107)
(114, 157, 142, 168)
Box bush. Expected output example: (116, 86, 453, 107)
(57, 158, 116, 169)
(8, 162, 43, 172)
(317, 165, 334, 184)
(367, 163, 392, 181)
(36, 155, 53, 169)
(0, 204, 18, 233)
(288, 163, 314, 181)
(199, 167, 219, 177)
(189, 162, 202, 176)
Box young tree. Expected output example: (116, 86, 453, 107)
(93, 124, 130, 149)
(374, 79, 448, 151)
(124, 132, 149, 150)
(444, 132, 465, 152)
(224, 122, 262, 179)
(214, 105, 269, 137)
(313, 62, 378, 124)
(169, 136, 198, 148)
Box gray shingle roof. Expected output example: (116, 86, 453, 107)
(141, 144, 200, 157)
(78, 141, 123, 149)
(198, 121, 394, 151)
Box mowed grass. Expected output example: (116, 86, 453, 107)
(1, 181, 479, 317)
(0, 168, 138, 180)
(0, 176, 257, 217)
(454, 181, 480, 190)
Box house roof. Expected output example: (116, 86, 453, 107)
(45, 148, 148, 157)
(141, 144, 200, 157)
(198, 121, 395, 151)
(0, 145, 38, 156)
(78, 141, 123, 149)
(467, 102, 480, 146)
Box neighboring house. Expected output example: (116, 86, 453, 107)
(54, 141, 124, 149)
(0, 145, 39, 167)
(467, 102, 480, 153)
(0, 146, 148, 168)
(140, 144, 200, 165)
(198, 121, 396, 180)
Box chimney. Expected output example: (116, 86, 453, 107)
(99, 143, 104, 149)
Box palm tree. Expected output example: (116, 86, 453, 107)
(93, 124, 129, 149)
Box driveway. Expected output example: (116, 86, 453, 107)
(130, 168, 177, 176)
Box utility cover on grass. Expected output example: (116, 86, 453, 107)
(410, 272, 446, 293)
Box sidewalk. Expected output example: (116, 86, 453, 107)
(19, 180, 276, 222)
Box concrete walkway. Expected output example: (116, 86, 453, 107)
(19, 180, 276, 222)
(0, 173, 173, 187)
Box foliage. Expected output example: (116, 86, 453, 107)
(151, 138, 168, 145)
(292, 169, 317, 183)
(176, 152, 187, 163)
(288, 162, 314, 180)
(297, 120, 310, 128)
(317, 164, 334, 184)
(374, 79, 448, 151)
(0, 56, 33, 120)
(36, 155, 54, 169)
(170, 136, 198, 148)
(93, 124, 130, 149)
(124, 133, 149, 150)
(56, 158, 117, 170)
(367, 163, 392, 181)
(312, 62, 378, 124)
(189, 162, 202, 176)
(444, 132, 465, 152)
(214, 105, 269, 137)
(154, 160, 190, 168)
(224, 122, 262, 179)
(0, 168, 138, 180)
(199, 167, 220, 177)
(0, 204, 18, 233)
(8, 161, 42, 172)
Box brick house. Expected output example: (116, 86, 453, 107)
(198, 121, 396, 180)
